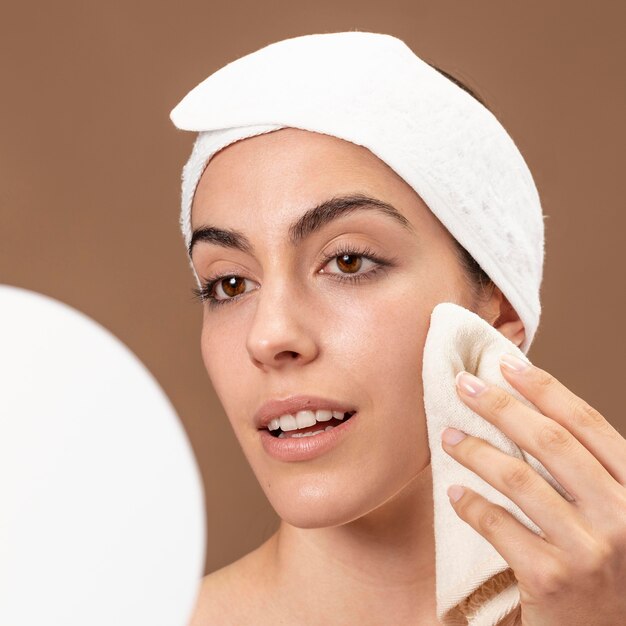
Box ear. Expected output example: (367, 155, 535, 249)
(480, 287, 526, 348)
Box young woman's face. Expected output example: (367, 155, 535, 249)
(190, 128, 477, 527)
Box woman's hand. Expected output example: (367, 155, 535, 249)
(440, 353, 626, 626)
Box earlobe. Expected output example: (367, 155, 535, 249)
(487, 289, 526, 346)
(496, 319, 526, 347)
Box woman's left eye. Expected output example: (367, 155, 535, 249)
(319, 246, 393, 282)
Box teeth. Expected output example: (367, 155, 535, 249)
(277, 414, 297, 431)
(278, 425, 336, 438)
(289, 429, 325, 438)
(268, 409, 352, 432)
(269, 418, 281, 431)
(295, 410, 317, 430)
(315, 409, 333, 422)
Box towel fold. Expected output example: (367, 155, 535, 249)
(423, 302, 573, 625)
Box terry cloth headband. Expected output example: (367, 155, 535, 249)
(169, 31, 545, 354)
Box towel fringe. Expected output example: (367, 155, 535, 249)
(446, 568, 521, 625)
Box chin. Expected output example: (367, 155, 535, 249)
(262, 477, 387, 529)
(272, 506, 366, 530)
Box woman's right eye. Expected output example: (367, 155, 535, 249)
(192, 275, 257, 308)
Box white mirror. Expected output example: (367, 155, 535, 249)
(0, 285, 206, 626)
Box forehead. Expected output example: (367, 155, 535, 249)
(190, 128, 416, 229)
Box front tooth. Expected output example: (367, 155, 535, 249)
(295, 410, 317, 429)
(315, 409, 333, 422)
(332, 410, 344, 420)
(278, 414, 298, 432)
(268, 418, 281, 431)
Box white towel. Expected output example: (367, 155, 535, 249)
(424, 302, 573, 625)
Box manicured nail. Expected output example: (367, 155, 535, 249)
(448, 485, 465, 503)
(442, 427, 467, 445)
(455, 371, 487, 396)
(499, 352, 531, 372)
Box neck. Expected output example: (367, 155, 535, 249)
(263, 462, 438, 625)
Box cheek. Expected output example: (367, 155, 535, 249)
(325, 284, 431, 404)
(357, 301, 424, 374)
(329, 281, 438, 455)
(199, 317, 246, 409)
(318, 284, 433, 473)
(199, 321, 215, 379)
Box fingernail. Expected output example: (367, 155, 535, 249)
(456, 371, 487, 396)
(442, 427, 467, 445)
(448, 485, 465, 503)
(499, 352, 531, 372)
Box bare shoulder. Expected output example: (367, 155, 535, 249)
(185, 567, 234, 626)
(185, 540, 277, 626)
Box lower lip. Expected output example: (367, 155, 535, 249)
(259, 413, 358, 462)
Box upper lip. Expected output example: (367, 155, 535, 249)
(254, 395, 357, 430)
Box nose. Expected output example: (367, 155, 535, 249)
(245, 279, 319, 370)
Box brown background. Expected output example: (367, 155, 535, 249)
(1, 1, 624, 577)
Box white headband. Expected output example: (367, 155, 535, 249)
(170, 31, 545, 354)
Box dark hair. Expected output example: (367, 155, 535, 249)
(428, 63, 498, 306)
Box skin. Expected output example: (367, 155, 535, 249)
(185, 128, 626, 625)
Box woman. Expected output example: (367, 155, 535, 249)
(171, 32, 626, 625)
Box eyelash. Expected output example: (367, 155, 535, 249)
(190, 244, 394, 310)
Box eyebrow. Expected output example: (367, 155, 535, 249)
(188, 193, 414, 258)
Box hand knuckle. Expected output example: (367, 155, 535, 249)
(608, 490, 626, 542)
(585, 541, 614, 576)
(569, 396, 607, 430)
(478, 504, 507, 534)
(502, 462, 537, 495)
(563, 537, 615, 590)
(488, 389, 513, 415)
(607, 528, 626, 554)
(535, 423, 573, 455)
(532, 560, 568, 596)
(533, 368, 556, 390)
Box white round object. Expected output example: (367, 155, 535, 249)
(0, 285, 206, 626)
